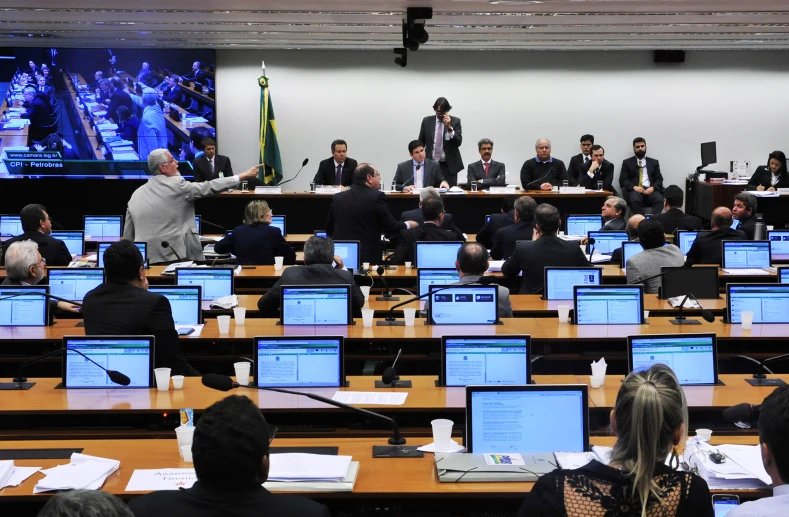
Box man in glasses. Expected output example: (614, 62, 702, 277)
(520, 138, 570, 191)
(418, 97, 464, 187)
(2, 240, 79, 312)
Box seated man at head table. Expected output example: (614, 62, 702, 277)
(650, 184, 702, 235)
(311, 138, 358, 189)
(39, 490, 133, 517)
(393, 139, 450, 192)
(82, 240, 198, 376)
(192, 137, 234, 182)
(1, 203, 72, 266)
(475, 196, 516, 249)
(579, 144, 618, 196)
(566, 133, 594, 185)
(684, 207, 747, 266)
(398, 186, 464, 240)
(129, 395, 330, 517)
(502, 203, 590, 294)
(2, 240, 79, 313)
(625, 219, 684, 294)
(257, 236, 365, 318)
(619, 136, 664, 215)
(452, 241, 513, 317)
(214, 200, 296, 266)
(490, 195, 536, 260)
(467, 137, 506, 188)
(394, 196, 464, 265)
(520, 138, 571, 191)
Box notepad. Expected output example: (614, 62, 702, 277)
(332, 391, 407, 405)
(268, 453, 351, 482)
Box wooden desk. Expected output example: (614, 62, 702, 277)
(63, 72, 108, 160)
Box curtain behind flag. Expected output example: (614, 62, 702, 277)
(258, 75, 283, 185)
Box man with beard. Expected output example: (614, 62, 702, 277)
(467, 138, 506, 188)
(619, 137, 664, 215)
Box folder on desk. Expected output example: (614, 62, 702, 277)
(434, 453, 556, 482)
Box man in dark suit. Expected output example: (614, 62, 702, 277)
(182, 61, 206, 85)
(192, 138, 233, 182)
(733, 192, 758, 239)
(24, 60, 38, 77)
(1, 240, 79, 313)
(601, 196, 627, 231)
(20, 87, 55, 144)
(567, 134, 594, 185)
(651, 185, 702, 235)
(257, 236, 366, 317)
(502, 204, 590, 294)
(393, 140, 449, 191)
(135, 61, 157, 87)
(311, 139, 357, 188)
(0, 204, 71, 266)
(128, 395, 330, 517)
(161, 75, 183, 105)
(520, 138, 570, 190)
(106, 76, 134, 124)
(394, 197, 463, 264)
(491, 196, 536, 260)
(476, 197, 516, 249)
(418, 97, 463, 186)
(467, 138, 506, 188)
(82, 240, 199, 376)
(326, 164, 417, 264)
(619, 137, 664, 215)
(398, 187, 464, 240)
(35, 75, 58, 115)
(579, 145, 617, 195)
(88, 70, 103, 92)
(685, 207, 748, 265)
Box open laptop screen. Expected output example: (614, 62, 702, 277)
(148, 286, 202, 325)
(621, 241, 643, 268)
(98, 242, 147, 268)
(281, 285, 351, 325)
(442, 336, 530, 386)
(466, 385, 589, 453)
(176, 267, 233, 301)
(544, 268, 602, 300)
(566, 215, 602, 236)
(628, 334, 717, 385)
(48, 268, 105, 302)
(0, 286, 49, 326)
(727, 284, 789, 324)
(51, 231, 85, 256)
(0, 215, 22, 238)
(676, 230, 711, 255)
(333, 240, 360, 272)
(779, 267, 789, 284)
(415, 241, 463, 269)
(428, 285, 497, 325)
(768, 231, 789, 262)
(417, 268, 461, 297)
(254, 336, 344, 387)
(587, 231, 628, 255)
(84, 216, 122, 238)
(722, 241, 771, 268)
(270, 215, 286, 236)
(63, 336, 153, 388)
(574, 285, 644, 324)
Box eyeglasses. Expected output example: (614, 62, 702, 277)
(268, 424, 278, 444)
(30, 257, 46, 268)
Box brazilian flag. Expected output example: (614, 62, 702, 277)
(258, 76, 283, 185)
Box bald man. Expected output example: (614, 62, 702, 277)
(520, 138, 570, 191)
(610, 214, 645, 267)
(685, 207, 748, 266)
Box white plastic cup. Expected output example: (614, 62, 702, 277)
(696, 428, 713, 442)
(557, 304, 571, 323)
(643, 310, 650, 322)
(404, 261, 412, 269)
(274, 256, 284, 271)
(171, 375, 184, 390)
(741, 311, 754, 329)
(403, 308, 416, 326)
(181, 444, 193, 463)
(217, 315, 231, 334)
(431, 419, 454, 446)
(590, 376, 603, 389)
(363, 262, 370, 271)
(233, 307, 246, 325)
(362, 308, 374, 327)
(154, 367, 171, 391)
(360, 285, 371, 301)
(175, 425, 195, 458)
(234, 361, 251, 386)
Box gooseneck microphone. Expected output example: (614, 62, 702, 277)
(733, 353, 789, 387)
(276, 158, 309, 187)
(524, 167, 554, 189)
(198, 219, 226, 233)
(668, 293, 715, 325)
(376, 348, 411, 388)
(161, 240, 182, 261)
(1, 346, 131, 390)
(587, 237, 596, 259)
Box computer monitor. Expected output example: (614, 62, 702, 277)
(628, 333, 718, 386)
(270, 215, 286, 236)
(97, 242, 147, 268)
(83, 216, 123, 238)
(147, 286, 202, 325)
(415, 241, 463, 269)
(333, 240, 360, 272)
(51, 231, 85, 256)
(768, 230, 789, 262)
(779, 267, 789, 284)
(722, 241, 771, 269)
(194, 215, 201, 235)
(574, 285, 644, 324)
(621, 241, 643, 268)
(660, 266, 720, 299)
(0, 215, 23, 238)
(48, 268, 105, 302)
(727, 284, 789, 324)
(175, 267, 234, 301)
(314, 231, 327, 238)
(587, 231, 628, 255)
(700, 141, 717, 167)
(428, 285, 498, 325)
(280, 285, 351, 325)
(676, 230, 712, 255)
(0, 286, 49, 326)
(465, 385, 589, 453)
(544, 267, 602, 300)
(253, 336, 344, 387)
(62, 336, 154, 388)
(441, 336, 530, 386)
(417, 268, 461, 297)
(565, 215, 603, 236)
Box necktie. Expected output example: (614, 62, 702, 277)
(584, 156, 589, 165)
(637, 160, 644, 186)
(433, 119, 444, 161)
(209, 159, 214, 175)
(335, 164, 342, 185)
(416, 163, 424, 188)
(484, 162, 490, 178)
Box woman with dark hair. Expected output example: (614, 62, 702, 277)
(747, 150, 789, 191)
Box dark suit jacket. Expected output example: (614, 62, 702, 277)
(162, 85, 183, 105)
(21, 96, 55, 141)
(128, 481, 330, 517)
(394, 223, 463, 265)
(491, 220, 534, 260)
(1, 231, 72, 266)
(467, 160, 506, 187)
(82, 282, 198, 376)
(107, 88, 134, 124)
(256, 263, 365, 317)
(182, 69, 206, 85)
(393, 159, 443, 191)
(398, 208, 464, 240)
(476, 212, 514, 249)
(684, 227, 748, 265)
(502, 235, 591, 294)
(214, 223, 296, 266)
(620, 156, 663, 194)
(312, 157, 358, 187)
(602, 218, 627, 231)
(651, 208, 703, 234)
(520, 158, 570, 189)
(746, 166, 789, 190)
(579, 160, 617, 195)
(136, 69, 156, 87)
(736, 215, 757, 240)
(418, 115, 464, 175)
(567, 153, 592, 185)
(192, 154, 233, 182)
(325, 185, 405, 264)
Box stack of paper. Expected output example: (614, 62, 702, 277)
(486, 260, 504, 272)
(3, 120, 27, 130)
(162, 261, 195, 274)
(34, 453, 119, 493)
(685, 440, 771, 490)
(210, 294, 238, 309)
(96, 122, 118, 131)
(268, 453, 352, 482)
(668, 295, 700, 308)
(0, 460, 42, 489)
(723, 268, 770, 275)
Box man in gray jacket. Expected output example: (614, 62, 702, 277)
(625, 219, 684, 294)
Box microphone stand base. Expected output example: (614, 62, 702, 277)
(375, 296, 400, 301)
(372, 445, 423, 458)
(669, 318, 701, 325)
(745, 377, 787, 387)
(0, 381, 35, 390)
(376, 320, 405, 326)
(375, 380, 412, 388)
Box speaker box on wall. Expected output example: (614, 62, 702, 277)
(653, 50, 685, 63)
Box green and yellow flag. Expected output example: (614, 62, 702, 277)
(258, 75, 283, 185)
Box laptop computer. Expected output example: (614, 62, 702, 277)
(176, 267, 234, 301)
(83, 215, 123, 238)
(50, 231, 85, 257)
(440, 336, 530, 386)
(280, 285, 352, 325)
(48, 268, 105, 302)
(270, 215, 286, 236)
(333, 240, 360, 272)
(586, 231, 628, 255)
(676, 230, 712, 256)
(727, 284, 789, 324)
(722, 241, 771, 270)
(659, 266, 720, 299)
(148, 286, 202, 325)
(428, 285, 498, 325)
(0, 215, 23, 238)
(62, 335, 154, 388)
(628, 333, 719, 386)
(253, 336, 345, 387)
(620, 241, 642, 268)
(0, 286, 49, 326)
(544, 267, 602, 300)
(574, 285, 644, 324)
(97, 242, 148, 268)
(565, 215, 603, 237)
(768, 230, 789, 263)
(415, 241, 463, 269)
(465, 384, 589, 453)
(778, 267, 789, 284)
(417, 268, 461, 297)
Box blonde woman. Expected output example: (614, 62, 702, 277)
(214, 200, 296, 266)
(517, 364, 713, 517)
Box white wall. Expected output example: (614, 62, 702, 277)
(216, 49, 789, 202)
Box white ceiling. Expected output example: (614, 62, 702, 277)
(3, 0, 789, 50)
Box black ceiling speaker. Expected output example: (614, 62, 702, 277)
(653, 50, 685, 63)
